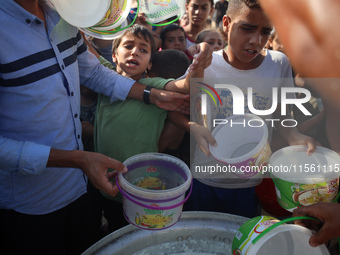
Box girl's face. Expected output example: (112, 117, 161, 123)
(204, 31, 224, 51)
(163, 29, 187, 53)
(186, 0, 213, 27)
(113, 33, 152, 80)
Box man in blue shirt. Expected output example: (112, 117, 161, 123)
(0, 0, 212, 253)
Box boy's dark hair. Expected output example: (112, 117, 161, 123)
(160, 23, 186, 44)
(186, 0, 214, 8)
(112, 24, 156, 62)
(227, 0, 261, 17)
(148, 49, 191, 79)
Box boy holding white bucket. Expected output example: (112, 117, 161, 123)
(185, 0, 317, 217)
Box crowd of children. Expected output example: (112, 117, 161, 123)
(2, 0, 339, 254)
(81, 0, 224, 239)
(81, 0, 337, 245)
(76, 0, 335, 236)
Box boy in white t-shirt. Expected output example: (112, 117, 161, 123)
(185, 0, 316, 217)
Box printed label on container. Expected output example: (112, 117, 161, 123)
(139, 0, 180, 23)
(274, 177, 339, 211)
(232, 216, 279, 255)
(134, 205, 176, 229)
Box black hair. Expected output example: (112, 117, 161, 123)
(148, 50, 191, 79)
(227, 0, 261, 17)
(186, 0, 214, 8)
(160, 23, 186, 44)
(112, 24, 156, 62)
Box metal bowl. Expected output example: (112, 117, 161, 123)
(82, 211, 249, 255)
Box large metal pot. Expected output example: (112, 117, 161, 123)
(82, 211, 249, 255)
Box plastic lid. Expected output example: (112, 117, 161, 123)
(52, 0, 110, 28)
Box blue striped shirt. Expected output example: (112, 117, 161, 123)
(0, 0, 135, 214)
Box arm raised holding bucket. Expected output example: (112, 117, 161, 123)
(165, 44, 218, 156)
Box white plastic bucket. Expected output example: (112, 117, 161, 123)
(52, 0, 111, 28)
(232, 216, 330, 255)
(90, 0, 132, 31)
(117, 153, 192, 230)
(270, 145, 340, 212)
(209, 114, 272, 178)
(52, 0, 131, 30)
(139, 0, 181, 23)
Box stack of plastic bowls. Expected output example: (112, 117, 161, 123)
(52, 0, 132, 39)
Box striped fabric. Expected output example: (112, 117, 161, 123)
(0, 0, 134, 215)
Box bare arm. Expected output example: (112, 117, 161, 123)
(167, 111, 191, 132)
(81, 31, 190, 114)
(167, 112, 217, 156)
(164, 42, 212, 93)
(295, 110, 324, 135)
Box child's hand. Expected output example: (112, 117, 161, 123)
(188, 42, 213, 73)
(287, 131, 318, 155)
(190, 122, 217, 156)
(151, 88, 190, 115)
